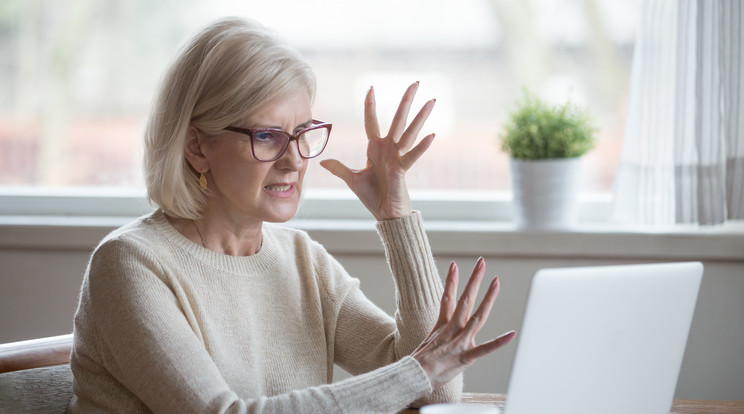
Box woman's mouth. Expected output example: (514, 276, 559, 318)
(264, 183, 297, 198)
(265, 184, 292, 192)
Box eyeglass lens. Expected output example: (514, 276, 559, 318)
(252, 127, 329, 161)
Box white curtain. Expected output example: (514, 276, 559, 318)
(613, 0, 744, 225)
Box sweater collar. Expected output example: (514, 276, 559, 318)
(148, 210, 284, 276)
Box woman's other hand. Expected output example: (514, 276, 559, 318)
(412, 258, 516, 389)
(321, 82, 435, 221)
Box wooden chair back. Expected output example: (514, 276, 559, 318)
(0, 334, 72, 374)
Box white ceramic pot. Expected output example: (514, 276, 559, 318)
(509, 157, 581, 230)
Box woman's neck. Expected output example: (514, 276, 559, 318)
(165, 213, 263, 256)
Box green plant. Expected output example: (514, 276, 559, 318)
(500, 91, 595, 159)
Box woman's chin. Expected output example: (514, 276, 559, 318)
(265, 216, 294, 224)
(263, 205, 299, 223)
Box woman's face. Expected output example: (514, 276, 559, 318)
(201, 89, 312, 224)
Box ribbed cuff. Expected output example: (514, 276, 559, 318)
(411, 374, 464, 407)
(330, 356, 432, 413)
(376, 212, 443, 310)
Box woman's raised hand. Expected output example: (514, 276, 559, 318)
(412, 258, 516, 389)
(320, 82, 435, 221)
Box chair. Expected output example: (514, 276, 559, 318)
(0, 334, 74, 414)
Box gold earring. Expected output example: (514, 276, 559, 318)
(199, 172, 207, 190)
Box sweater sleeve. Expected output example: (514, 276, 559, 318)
(330, 212, 463, 405)
(70, 236, 433, 414)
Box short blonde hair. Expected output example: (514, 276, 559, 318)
(144, 17, 316, 219)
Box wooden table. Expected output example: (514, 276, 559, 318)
(400, 393, 744, 413)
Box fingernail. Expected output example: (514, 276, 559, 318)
(491, 277, 499, 288)
(477, 257, 485, 268)
(449, 261, 456, 272)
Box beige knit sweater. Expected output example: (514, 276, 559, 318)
(68, 210, 462, 413)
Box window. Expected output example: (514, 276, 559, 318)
(0, 0, 641, 218)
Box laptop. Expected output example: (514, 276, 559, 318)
(503, 262, 703, 414)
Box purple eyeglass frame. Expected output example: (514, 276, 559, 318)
(224, 119, 332, 162)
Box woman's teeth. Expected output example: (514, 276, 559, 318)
(266, 184, 291, 191)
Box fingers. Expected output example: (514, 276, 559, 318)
(458, 278, 512, 362)
(364, 86, 381, 140)
(398, 98, 436, 152)
(387, 81, 420, 140)
(452, 257, 486, 328)
(436, 261, 460, 328)
(319, 159, 355, 186)
(465, 277, 501, 333)
(412, 257, 516, 389)
(400, 133, 435, 171)
(365, 81, 434, 154)
(461, 330, 517, 362)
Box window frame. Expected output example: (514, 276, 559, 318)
(1, 188, 743, 263)
(0, 187, 613, 224)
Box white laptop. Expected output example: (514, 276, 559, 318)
(503, 262, 703, 414)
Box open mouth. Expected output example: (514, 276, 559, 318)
(265, 184, 292, 192)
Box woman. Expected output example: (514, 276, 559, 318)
(68, 17, 515, 413)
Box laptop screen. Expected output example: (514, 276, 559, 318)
(504, 262, 703, 414)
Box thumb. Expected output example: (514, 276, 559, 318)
(320, 159, 355, 186)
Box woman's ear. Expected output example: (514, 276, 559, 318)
(184, 125, 208, 174)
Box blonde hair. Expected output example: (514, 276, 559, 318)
(144, 17, 316, 219)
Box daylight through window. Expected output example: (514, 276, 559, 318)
(0, 0, 640, 196)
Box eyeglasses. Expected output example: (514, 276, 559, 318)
(224, 119, 332, 162)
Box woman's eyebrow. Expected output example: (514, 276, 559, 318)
(294, 119, 313, 131)
(254, 119, 313, 132)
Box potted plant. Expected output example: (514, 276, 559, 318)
(500, 91, 595, 230)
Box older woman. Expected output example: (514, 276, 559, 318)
(68, 17, 514, 413)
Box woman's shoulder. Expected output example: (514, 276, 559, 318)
(263, 222, 334, 264)
(93, 210, 165, 256)
(81, 212, 172, 293)
(263, 222, 316, 245)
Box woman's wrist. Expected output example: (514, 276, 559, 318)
(374, 209, 414, 222)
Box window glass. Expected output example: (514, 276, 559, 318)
(0, 0, 640, 193)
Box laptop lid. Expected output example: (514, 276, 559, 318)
(504, 262, 703, 414)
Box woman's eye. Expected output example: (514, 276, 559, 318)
(254, 131, 279, 143)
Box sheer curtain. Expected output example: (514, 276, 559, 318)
(613, 0, 744, 226)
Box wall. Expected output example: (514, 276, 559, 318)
(1, 219, 742, 401)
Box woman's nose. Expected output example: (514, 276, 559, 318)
(276, 140, 304, 170)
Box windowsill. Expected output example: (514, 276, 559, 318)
(285, 218, 744, 260)
(1, 214, 742, 261)
(1, 187, 742, 260)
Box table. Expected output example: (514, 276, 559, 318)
(399, 393, 744, 413)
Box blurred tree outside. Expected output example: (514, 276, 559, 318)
(0, 0, 639, 193)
